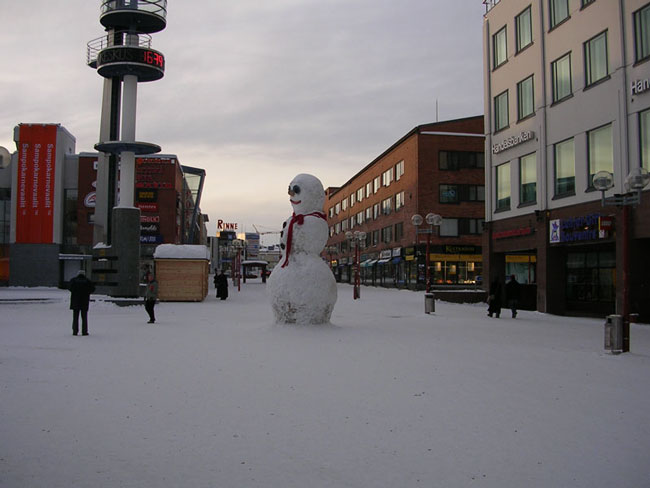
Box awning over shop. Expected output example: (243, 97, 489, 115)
(377, 258, 391, 264)
(391, 257, 402, 264)
(360, 259, 374, 267)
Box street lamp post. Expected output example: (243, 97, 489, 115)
(411, 213, 442, 293)
(346, 230, 366, 299)
(232, 240, 243, 292)
(593, 168, 650, 353)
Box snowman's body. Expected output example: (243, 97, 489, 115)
(267, 174, 337, 324)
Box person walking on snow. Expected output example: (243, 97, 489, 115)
(487, 276, 502, 318)
(144, 272, 158, 323)
(505, 274, 521, 318)
(69, 269, 95, 336)
(214, 270, 228, 300)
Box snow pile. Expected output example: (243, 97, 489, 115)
(153, 244, 209, 260)
(267, 174, 337, 324)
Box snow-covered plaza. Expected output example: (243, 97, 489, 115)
(1, 282, 649, 488)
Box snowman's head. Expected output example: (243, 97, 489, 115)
(288, 173, 325, 214)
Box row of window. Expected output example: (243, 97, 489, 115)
(330, 191, 406, 235)
(331, 217, 485, 253)
(328, 160, 404, 217)
(440, 184, 485, 204)
(495, 121, 617, 210)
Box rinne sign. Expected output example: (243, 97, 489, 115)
(492, 131, 535, 154)
(217, 219, 238, 231)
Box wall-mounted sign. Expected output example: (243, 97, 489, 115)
(549, 214, 603, 244)
(493, 227, 534, 240)
(136, 189, 158, 202)
(492, 130, 535, 154)
(137, 202, 158, 213)
(631, 78, 650, 96)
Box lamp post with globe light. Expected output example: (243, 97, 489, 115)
(346, 230, 366, 299)
(411, 213, 442, 293)
(592, 167, 650, 352)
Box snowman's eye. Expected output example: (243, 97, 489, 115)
(289, 185, 301, 195)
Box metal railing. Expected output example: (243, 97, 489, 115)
(86, 31, 153, 66)
(483, 0, 501, 14)
(101, 0, 167, 20)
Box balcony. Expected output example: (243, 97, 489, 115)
(100, 0, 167, 33)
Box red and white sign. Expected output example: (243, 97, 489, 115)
(217, 219, 238, 231)
(16, 124, 57, 243)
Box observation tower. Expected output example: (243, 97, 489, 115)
(87, 0, 167, 296)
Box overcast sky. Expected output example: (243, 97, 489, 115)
(0, 1, 485, 241)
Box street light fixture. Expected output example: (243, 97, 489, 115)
(232, 239, 244, 292)
(411, 213, 442, 293)
(592, 167, 650, 353)
(346, 230, 366, 299)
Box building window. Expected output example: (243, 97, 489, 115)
(519, 152, 537, 205)
(350, 193, 356, 207)
(640, 109, 650, 171)
(493, 25, 507, 69)
(381, 226, 392, 244)
(494, 90, 509, 132)
(365, 207, 372, 221)
(439, 219, 459, 237)
(551, 52, 572, 103)
(341, 197, 348, 211)
(440, 184, 459, 203)
(366, 182, 372, 198)
(550, 0, 569, 29)
(329, 207, 334, 218)
(516, 6, 533, 53)
(357, 211, 364, 225)
(581, 0, 595, 7)
(395, 160, 404, 180)
(381, 197, 392, 215)
(635, 4, 650, 63)
(357, 188, 364, 203)
(496, 162, 511, 210)
(329, 226, 334, 237)
(373, 203, 380, 219)
(372, 230, 380, 246)
(341, 219, 348, 231)
(588, 124, 613, 188)
(585, 31, 608, 87)
(395, 191, 405, 210)
(335, 222, 341, 234)
(382, 168, 393, 187)
(517, 75, 534, 120)
(373, 176, 381, 193)
(395, 222, 404, 241)
(439, 151, 484, 170)
(554, 137, 576, 196)
(335, 202, 340, 215)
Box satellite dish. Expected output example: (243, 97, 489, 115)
(0, 146, 11, 169)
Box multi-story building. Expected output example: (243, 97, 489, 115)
(324, 116, 485, 289)
(0, 123, 207, 287)
(483, 0, 650, 320)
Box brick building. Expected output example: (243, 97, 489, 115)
(324, 116, 485, 289)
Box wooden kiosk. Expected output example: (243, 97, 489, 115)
(153, 244, 210, 301)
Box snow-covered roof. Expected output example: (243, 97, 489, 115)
(153, 244, 209, 260)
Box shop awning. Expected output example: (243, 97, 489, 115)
(391, 257, 402, 264)
(377, 258, 391, 264)
(360, 259, 374, 267)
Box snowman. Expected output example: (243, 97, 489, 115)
(267, 174, 337, 324)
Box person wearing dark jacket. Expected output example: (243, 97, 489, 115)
(487, 276, 502, 318)
(505, 274, 521, 318)
(69, 270, 95, 336)
(144, 273, 159, 323)
(214, 270, 228, 300)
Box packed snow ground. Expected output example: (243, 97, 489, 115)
(1, 281, 649, 488)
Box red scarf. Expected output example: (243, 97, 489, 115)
(281, 211, 327, 267)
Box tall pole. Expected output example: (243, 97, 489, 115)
(425, 231, 431, 293)
(622, 204, 630, 352)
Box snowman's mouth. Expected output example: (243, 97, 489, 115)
(290, 199, 301, 205)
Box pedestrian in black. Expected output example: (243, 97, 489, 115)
(505, 274, 521, 318)
(69, 270, 95, 336)
(487, 276, 502, 318)
(144, 272, 158, 323)
(214, 270, 228, 300)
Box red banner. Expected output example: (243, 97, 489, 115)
(16, 124, 57, 243)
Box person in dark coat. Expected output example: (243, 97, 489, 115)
(69, 270, 95, 336)
(144, 272, 159, 323)
(214, 270, 228, 300)
(487, 276, 502, 318)
(505, 274, 521, 318)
